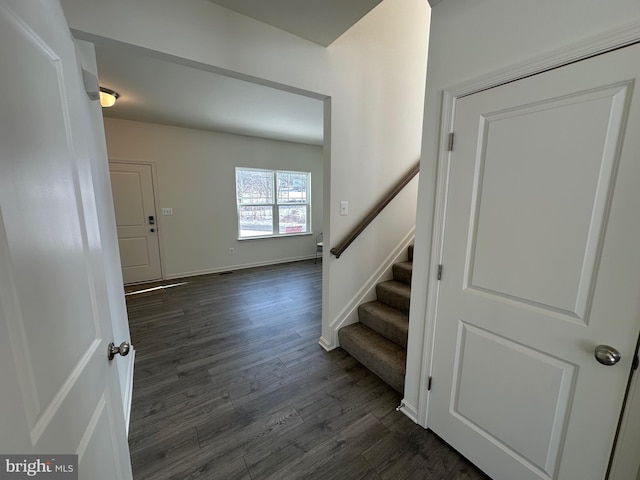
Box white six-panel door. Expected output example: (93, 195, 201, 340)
(0, 1, 132, 478)
(428, 43, 640, 480)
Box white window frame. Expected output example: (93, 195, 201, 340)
(235, 167, 312, 239)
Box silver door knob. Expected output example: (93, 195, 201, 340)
(594, 345, 621, 366)
(107, 341, 130, 361)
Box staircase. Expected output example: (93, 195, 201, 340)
(338, 245, 413, 394)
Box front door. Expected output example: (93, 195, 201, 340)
(0, 1, 132, 478)
(428, 44, 640, 480)
(110, 162, 162, 284)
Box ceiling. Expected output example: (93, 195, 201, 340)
(96, 1, 383, 146)
(207, 0, 383, 47)
(96, 42, 325, 145)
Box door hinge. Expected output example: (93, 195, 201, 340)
(437, 265, 443, 280)
(428, 376, 433, 391)
(447, 132, 454, 151)
(633, 353, 639, 371)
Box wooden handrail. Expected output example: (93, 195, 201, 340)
(330, 162, 419, 259)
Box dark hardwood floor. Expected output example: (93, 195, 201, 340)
(126, 260, 488, 480)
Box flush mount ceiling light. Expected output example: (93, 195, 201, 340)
(99, 87, 120, 108)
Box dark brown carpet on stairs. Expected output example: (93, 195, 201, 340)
(338, 245, 413, 394)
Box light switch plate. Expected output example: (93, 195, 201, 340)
(340, 201, 348, 216)
(162, 208, 173, 215)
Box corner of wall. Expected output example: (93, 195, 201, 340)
(318, 336, 334, 352)
(397, 399, 419, 424)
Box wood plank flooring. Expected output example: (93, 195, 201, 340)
(126, 260, 489, 480)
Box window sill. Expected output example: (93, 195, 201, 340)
(237, 232, 314, 241)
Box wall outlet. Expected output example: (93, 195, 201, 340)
(162, 208, 173, 215)
(340, 201, 349, 216)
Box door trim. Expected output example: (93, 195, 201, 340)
(416, 18, 640, 476)
(108, 159, 164, 283)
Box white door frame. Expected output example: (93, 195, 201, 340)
(417, 18, 640, 477)
(109, 158, 165, 283)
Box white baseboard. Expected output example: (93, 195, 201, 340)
(398, 399, 419, 424)
(325, 228, 415, 349)
(164, 255, 316, 280)
(123, 347, 135, 437)
(318, 336, 334, 351)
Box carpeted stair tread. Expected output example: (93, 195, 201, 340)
(392, 261, 413, 286)
(376, 280, 411, 314)
(358, 301, 408, 348)
(337, 245, 414, 393)
(338, 323, 406, 394)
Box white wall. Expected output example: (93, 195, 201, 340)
(104, 117, 323, 278)
(406, 0, 640, 421)
(321, 0, 428, 345)
(61, 0, 430, 348)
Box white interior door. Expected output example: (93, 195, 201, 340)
(428, 44, 640, 480)
(110, 162, 162, 284)
(0, 1, 132, 478)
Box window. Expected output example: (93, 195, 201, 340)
(235, 167, 311, 239)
